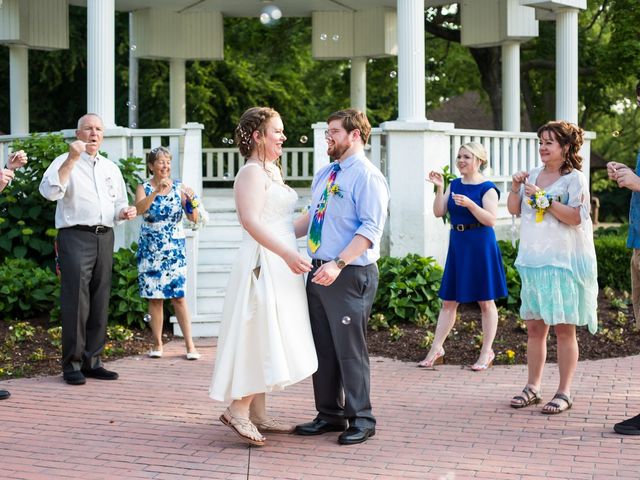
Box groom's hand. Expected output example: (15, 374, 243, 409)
(311, 261, 341, 286)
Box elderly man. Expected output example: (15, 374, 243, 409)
(40, 113, 136, 386)
(0, 149, 28, 400)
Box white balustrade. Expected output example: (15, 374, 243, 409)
(202, 147, 315, 182)
(447, 129, 541, 198)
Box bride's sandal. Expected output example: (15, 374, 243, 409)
(251, 417, 295, 434)
(510, 386, 542, 409)
(541, 393, 572, 415)
(220, 408, 266, 446)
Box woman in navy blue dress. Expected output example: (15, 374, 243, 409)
(418, 142, 507, 370)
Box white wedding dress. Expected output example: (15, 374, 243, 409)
(209, 165, 318, 402)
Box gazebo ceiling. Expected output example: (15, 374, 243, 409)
(68, 0, 452, 16)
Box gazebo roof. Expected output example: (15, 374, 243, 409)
(67, 0, 450, 16)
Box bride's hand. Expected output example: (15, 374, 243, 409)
(282, 250, 312, 274)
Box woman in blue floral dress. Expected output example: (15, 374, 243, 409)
(135, 146, 200, 360)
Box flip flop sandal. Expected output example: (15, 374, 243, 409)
(541, 393, 573, 415)
(220, 409, 266, 446)
(511, 386, 542, 409)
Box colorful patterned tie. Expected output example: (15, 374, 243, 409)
(308, 162, 341, 253)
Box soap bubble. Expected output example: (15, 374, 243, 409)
(260, 5, 282, 26)
(320, 33, 328, 41)
(612, 130, 622, 137)
(299, 135, 308, 144)
(143, 314, 151, 323)
(222, 137, 229, 144)
(341, 316, 351, 325)
(223, 172, 231, 180)
(129, 123, 137, 128)
(332, 34, 340, 42)
(268, 5, 282, 20)
(259, 12, 271, 24)
(227, 138, 234, 145)
(389, 71, 397, 78)
(130, 44, 137, 52)
(129, 104, 137, 111)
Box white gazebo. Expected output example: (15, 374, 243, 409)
(0, 0, 591, 336)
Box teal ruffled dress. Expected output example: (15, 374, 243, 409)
(514, 167, 598, 334)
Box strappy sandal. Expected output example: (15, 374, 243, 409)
(251, 417, 295, 434)
(510, 386, 542, 409)
(219, 408, 266, 446)
(541, 393, 572, 415)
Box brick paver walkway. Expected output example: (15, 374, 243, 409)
(2, 340, 640, 479)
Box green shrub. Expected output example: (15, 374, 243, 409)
(0, 134, 68, 268)
(373, 254, 443, 325)
(594, 234, 631, 292)
(0, 258, 60, 321)
(497, 240, 521, 312)
(109, 244, 148, 328)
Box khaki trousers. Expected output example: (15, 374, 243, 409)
(632, 249, 640, 327)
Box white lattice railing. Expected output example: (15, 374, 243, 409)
(202, 147, 315, 182)
(446, 129, 541, 199)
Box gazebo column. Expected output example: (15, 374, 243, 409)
(556, 7, 579, 123)
(397, 0, 426, 122)
(9, 46, 29, 134)
(87, 0, 115, 126)
(350, 57, 367, 112)
(170, 59, 186, 128)
(502, 41, 521, 132)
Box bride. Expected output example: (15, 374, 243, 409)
(209, 107, 318, 446)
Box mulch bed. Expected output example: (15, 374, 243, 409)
(367, 289, 640, 366)
(0, 315, 172, 380)
(1, 289, 639, 380)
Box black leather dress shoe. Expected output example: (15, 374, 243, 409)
(0, 389, 10, 399)
(81, 367, 119, 380)
(63, 370, 86, 385)
(338, 426, 376, 445)
(294, 419, 346, 436)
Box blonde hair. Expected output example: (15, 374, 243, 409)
(459, 142, 488, 170)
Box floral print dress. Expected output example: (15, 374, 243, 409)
(137, 180, 186, 299)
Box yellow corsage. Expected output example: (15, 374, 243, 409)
(527, 190, 553, 223)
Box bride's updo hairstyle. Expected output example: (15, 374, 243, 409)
(537, 120, 585, 174)
(234, 107, 280, 159)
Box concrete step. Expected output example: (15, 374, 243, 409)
(199, 222, 243, 242)
(197, 264, 233, 288)
(171, 313, 221, 337)
(198, 240, 240, 265)
(196, 287, 226, 314)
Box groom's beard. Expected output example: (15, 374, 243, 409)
(327, 142, 349, 160)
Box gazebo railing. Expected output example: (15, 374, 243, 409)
(202, 147, 315, 182)
(447, 129, 541, 197)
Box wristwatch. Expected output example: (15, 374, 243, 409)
(333, 257, 347, 269)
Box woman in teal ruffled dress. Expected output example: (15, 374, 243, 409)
(507, 121, 597, 415)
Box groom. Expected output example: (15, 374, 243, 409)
(294, 109, 389, 445)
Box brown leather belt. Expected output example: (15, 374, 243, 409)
(451, 222, 483, 232)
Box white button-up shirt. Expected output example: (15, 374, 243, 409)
(39, 152, 129, 229)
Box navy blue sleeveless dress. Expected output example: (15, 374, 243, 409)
(439, 178, 508, 303)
